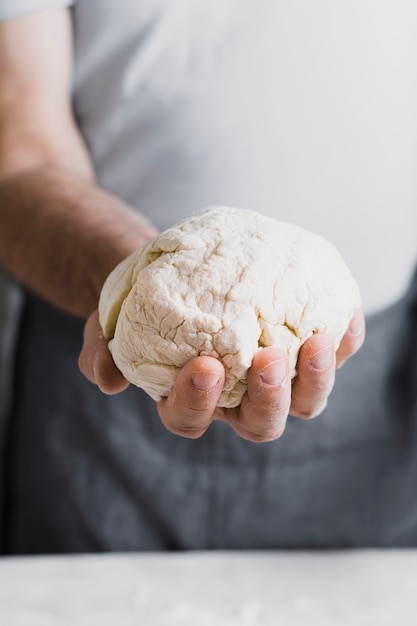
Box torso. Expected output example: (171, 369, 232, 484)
(71, 0, 417, 314)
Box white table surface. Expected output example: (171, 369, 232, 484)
(0, 550, 416, 625)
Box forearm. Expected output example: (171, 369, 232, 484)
(0, 165, 158, 318)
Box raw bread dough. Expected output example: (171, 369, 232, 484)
(99, 206, 361, 407)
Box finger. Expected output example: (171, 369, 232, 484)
(336, 308, 365, 369)
(78, 310, 130, 395)
(157, 356, 225, 439)
(290, 333, 336, 420)
(228, 347, 291, 442)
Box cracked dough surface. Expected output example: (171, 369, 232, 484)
(99, 207, 361, 407)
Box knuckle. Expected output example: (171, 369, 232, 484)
(310, 380, 330, 396)
(353, 332, 366, 352)
(181, 401, 213, 422)
(292, 399, 328, 420)
(296, 408, 317, 420)
(336, 333, 364, 368)
(158, 404, 211, 439)
(250, 382, 290, 414)
(309, 371, 335, 396)
(236, 413, 287, 442)
(243, 425, 286, 443)
(168, 423, 208, 439)
(342, 327, 365, 356)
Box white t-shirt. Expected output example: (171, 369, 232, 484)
(2, 0, 417, 314)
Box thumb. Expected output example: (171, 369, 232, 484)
(78, 309, 129, 394)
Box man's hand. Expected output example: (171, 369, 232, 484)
(2, 8, 366, 443)
(79, 308, 365, 443)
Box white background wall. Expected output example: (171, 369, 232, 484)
(270, 0, 417, 314)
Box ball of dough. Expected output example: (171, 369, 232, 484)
(99, 206, 361, 408)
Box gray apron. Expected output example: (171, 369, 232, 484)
(3, 267, 417, 554)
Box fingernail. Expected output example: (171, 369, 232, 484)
(260, 358, 287, 386)
(309, 344, 333, 370)
(192, 371, 221, 392)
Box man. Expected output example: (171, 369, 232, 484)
(0, 2, 415, 553)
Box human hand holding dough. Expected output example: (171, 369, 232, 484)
(98, 207, 361, 409)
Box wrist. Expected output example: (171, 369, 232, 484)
(0, 165, 158, 319)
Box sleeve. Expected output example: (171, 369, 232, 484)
(0, 0, 74, 22)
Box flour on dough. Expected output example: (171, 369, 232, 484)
(99, 206, 361, 407)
